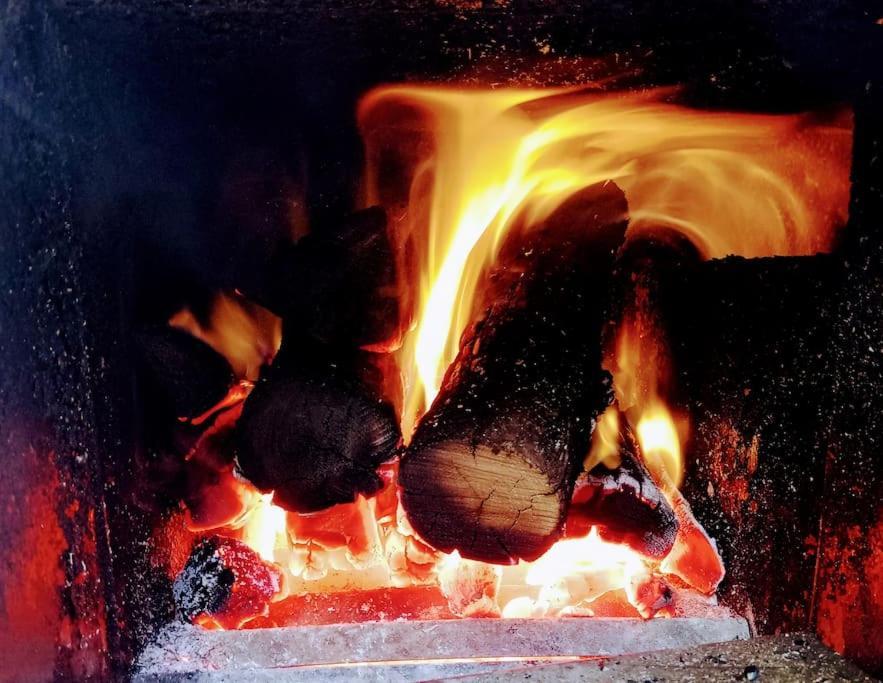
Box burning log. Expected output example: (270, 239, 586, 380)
(234, 209, 403, 513)
(236, 356, 400, 513)
(659, 483, 726, 595)
(400, 182, 629, 563)
(568, 417, 679, 560)
(136, 326, 234, 419)
(267, 206, 400, 350)
(234, 209, 403, 512)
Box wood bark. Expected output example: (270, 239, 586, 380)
(399, 182, 629, 563)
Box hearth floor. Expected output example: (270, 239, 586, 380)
(135, 613, 753, 681)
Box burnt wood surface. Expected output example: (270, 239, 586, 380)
(812, 84, 883, 677)
(233, 205, 403, 513)
(264, 207, 401, 350)
(660, 254, 840, 633)
(568, 420, 678, 559)
(400, 183, 628, 564)
(236, 355, 400, 513)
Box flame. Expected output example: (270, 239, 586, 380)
(240, 494, 288, 563)
(360, 85, 851, 433)
(169, 292, 281, 380)
(585, 405, 622, 471)
(610, 296, 686, 484)
(636, 403, 683, 488)
(524, 527, 644, 587)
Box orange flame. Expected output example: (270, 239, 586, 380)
(169, 292, 281, 380)
(360, 85, 851, 434)
(240, 494, 288, 564)
(585, 405, 622, 471)
(610, 300, 686, 485)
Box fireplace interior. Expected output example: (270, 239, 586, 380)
(1, 0, 882, 680)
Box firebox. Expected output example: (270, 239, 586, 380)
(1, 0, 882, 681)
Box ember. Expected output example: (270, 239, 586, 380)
(173, 536, 282, 630)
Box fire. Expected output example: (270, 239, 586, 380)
(524, 527, 643, 589)
(169, 291, 281, 380)
(157, 82, 852, 628)
(359, 85, 851, 434)
(240, 495, 288, 563)
(584, 405, 622, 471)
(636, 404, 683, 488)
(609, 282, 685, 484)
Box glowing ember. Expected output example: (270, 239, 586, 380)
(525, 528, 644, 587)
(240, 495, 288, 563)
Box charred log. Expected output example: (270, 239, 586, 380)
(400, 182, 629, 564)
(658, 253, 839, 624)
(236, 357, 400, 513)
(567, 420, 678, 559)
(235, 206, 404, 513)
(266, 206, 400, 350)
(136, 326, 234, 419)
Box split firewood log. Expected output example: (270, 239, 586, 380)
(399, 182, 629, 563)
(233, 207, 404, 512)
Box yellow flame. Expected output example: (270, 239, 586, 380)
(524, 527, 644, 587)
(239, 494, 288, 563)
(359, 86, 851, 435)
(636, 403, 683, 488)
(169, 292, 281, 381)
(584, 405, 622, 471)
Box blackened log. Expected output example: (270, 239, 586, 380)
(236, 358, 400, 513)
(266, 207, 400, 350)
(136, 326, 234, 419)
(399, 182, 628, 564)
(567, 419, 678, 559)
